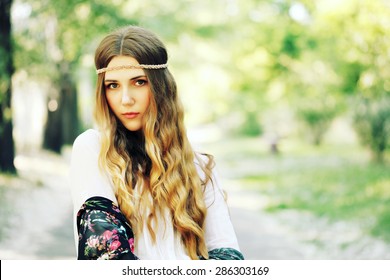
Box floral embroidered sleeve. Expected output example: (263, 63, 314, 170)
(200, 248, 244, 260)
(77, 196, 139, 260)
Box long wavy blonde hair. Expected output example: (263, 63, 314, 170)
(93, 26, 214, 259)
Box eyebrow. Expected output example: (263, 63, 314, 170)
(104, 75, 147, 83)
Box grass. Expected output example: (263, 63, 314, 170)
(202, 136, 390, 242)
(259, 163, 390, 240)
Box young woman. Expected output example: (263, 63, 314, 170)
(69, 25, 243, 260)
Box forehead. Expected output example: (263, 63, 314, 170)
(104, 56, 146, 80)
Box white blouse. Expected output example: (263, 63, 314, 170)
(69, 129, 240, 259)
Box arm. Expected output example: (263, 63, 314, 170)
(77, 196, 138, 260)
(69, 129, 117, 217)
(198, 157, 244, 260)
(69, 130, 138, 259)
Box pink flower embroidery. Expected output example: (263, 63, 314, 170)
(109, 240, 121, 251)
(129, 238, 135, 253)
(102, 230, 116, 240)
(112, 205, 121, 213)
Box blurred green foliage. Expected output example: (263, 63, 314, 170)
(353, 97, 390, 163)
(5, 0, 390, 160)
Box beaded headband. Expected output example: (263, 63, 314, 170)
(96, 63, 168, 74)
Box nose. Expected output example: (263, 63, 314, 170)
(121, 86, 135, 105)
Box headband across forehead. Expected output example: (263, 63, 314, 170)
(96, 63, 168, 74)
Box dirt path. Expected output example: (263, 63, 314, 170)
(0, 151, 75, 259)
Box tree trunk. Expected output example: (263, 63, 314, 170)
(43, 92, 63, 153)
(60, 62, 79, 146)
(0, 0, 16, 173)
(43, 61, 79, 153)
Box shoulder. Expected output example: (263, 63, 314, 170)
(73, 129, 101, 148)
(70, 129, 102, 165)
(70, 129, 117, 216)
(72, 129, 102, 155)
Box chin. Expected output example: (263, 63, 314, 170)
(124, 125, 142, 132)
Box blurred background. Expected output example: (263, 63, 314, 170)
(1, 0, 390, 259)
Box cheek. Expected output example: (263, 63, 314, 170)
(144, 91, 152, 108)
(147, 94, 151, 107)
(105, 94, 116, 111)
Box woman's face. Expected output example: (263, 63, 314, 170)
(104, 56, 152, 132)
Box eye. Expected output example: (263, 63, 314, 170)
(134, 79, 148, 86)
(106, 83, 119, 89)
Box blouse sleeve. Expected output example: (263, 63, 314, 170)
(198, 155, 244, 260)
(69, 129, 118, 250)
(77, 196, 138, 260)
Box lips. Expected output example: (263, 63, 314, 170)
(122, 112, 140, 119)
